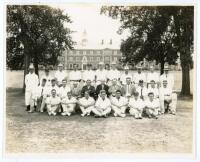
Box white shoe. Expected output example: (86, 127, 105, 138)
(120, 113, 126, 118)
(67, 113, 71, 116)
(61, 112, 66, 116)
(114, 113, 117, 117)
(53, 112, 56, 116)
(81, 113, 85, 117)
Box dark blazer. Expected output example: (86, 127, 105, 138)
(81, 85, 96, 98)
(96, 84, 110, 97)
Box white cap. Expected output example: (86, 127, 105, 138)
(99, 62, 104, 65)
(164, 64, 169, 70)
(58, 63, 63, 67)
(136, 65, 142, 69)
(29, 64, 34, 69)
(111, 61, 116, 65)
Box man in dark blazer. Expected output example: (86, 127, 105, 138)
(121, 77, 136, 98)
(95, 79, 109, 98)
(81, 79, 96, 99)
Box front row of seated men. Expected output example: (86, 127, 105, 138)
(31, 77, 177, 119)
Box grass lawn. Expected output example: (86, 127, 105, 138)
(5, 89, 193, 154)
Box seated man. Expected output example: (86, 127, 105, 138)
(46, 89, 61, 116)
(61, 91, 77, 116)
(71, 81, 82, 99)
(108, 78, 122, 95)
(129, 91, 145, 119)
(78, 91, 95, 117)
(95, 79, 110, 98)
(59, 79, 71, 100)
(36, 78, 49, 112)
(92, 90, 112, 118)
(81, 79, 96, 99)
(121, 77, 136, 99)
(145, 92, 160, 119)
(111, 90, 128, 118)
(159, 80, 177, 115)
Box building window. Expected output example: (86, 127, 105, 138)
(97, 50, 101, 54)
(105, 57, 110, 61)
(97, 57, 100, 62)
(114, 57, 118, 62)
(69, 50, 73, 55)
(76, 50, 80, 55)
(114, 50, 118, 55)
(90, 57, 93, 61)
(69, 57, 73, 61)
(69, 64, 73, 69)
(90, 50, 93, 55)
(76, 57, 80, 61)
(83, 51, 86, 55)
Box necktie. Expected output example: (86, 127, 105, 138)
(41, 88, 44, 96)
(141, 88, 143, 97)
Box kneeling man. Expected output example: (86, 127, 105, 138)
(111, 90, 128, 117)
(78, 91, 95, 117)
(129, 91, 145, 119)
(46, 89, 61, 116)
(145, 92, 160, 119)
(61, 91, 77, 116)
(92, 90, 111, 117)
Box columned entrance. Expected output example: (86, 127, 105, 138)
(82, 56, 88, 70)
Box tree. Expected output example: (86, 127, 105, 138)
(7, 5, 75, 89)
(101, 6, 193, 96)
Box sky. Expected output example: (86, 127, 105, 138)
(50, 4, 129, 49)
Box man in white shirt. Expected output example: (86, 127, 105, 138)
(69, 64, 82, 83)
(82, 64, 95, 84)
(36, 78, 49, 112)
(46, 89, 61, 116)
(59, 79, 71, 100)
(40, 68, 52, 87)
(147, 80, 159, 98)
(146, 65, 159, 88)
(136, 80, 148, 100)
(160, 64, 174, 89)
(129, 92, 145, 119)
(120, 66, 133, 85)
(47, 78, 60, 97)
(92, 90, 112, 117)
(159, 80, 177, 115)
(61, 91, 77, 116)
(111, 90, 128, 117)
(54, 63, 67, 87)
(145, 92, 160, 119)
(25, 64, 39, 112)
(95, 62, 107, 86)
(107, 61, 121, 86)
(78, 91, 95, 117)
(133, 65, 146, 86)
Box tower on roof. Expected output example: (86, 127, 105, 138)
(81, 29, 88, 47)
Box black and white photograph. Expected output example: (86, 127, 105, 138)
(3, 2, 197, 158)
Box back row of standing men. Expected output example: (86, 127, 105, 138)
(25, 61, 177, 118)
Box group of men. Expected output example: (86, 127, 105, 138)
(25, 61, 177, 119)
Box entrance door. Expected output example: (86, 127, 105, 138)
(82, 64, 87, 70)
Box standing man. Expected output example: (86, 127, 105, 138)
(160, 64, 174, 89)
(25, 64, 39, 112)
(59, 79, 71, 100)
(95, 62, 107, 86)
(46, 89, 61, 116)
(82, 64, 95, 85)
(129, 92, 145, 119)
(54, 63, 67, 87)
(40, 67, 52, 87)
(136, 80, 148, 101)
(69, 64, 82, 84)
(111, 90, 128, 117)
(133, 65, 146, 86)
(147, 80, 160, 99)
(159, 80, 177, 115)
(61, 91, 77, 116)
(120, 66, 133, 86)
(92, 90, 112, 117)
(78, 91, 95, 117)
(121, 77, 136, 99)
(146, 65, 159, 88)
(81, 79, 96, 99)
(107, 61, 121, 86)
(145, 92, 160, 119)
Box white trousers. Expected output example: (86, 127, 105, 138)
(92, 107, 111, 116)
(47, 105, 59, 115)
(80, 106, 94, 114)
(146, 108, 159, 116)
(129, 108, 143, 118)
(111, 105, 127, 115)
(160, 93, 177, 113)
(62, 103, 76, 113)
(25, 90, 36, 107)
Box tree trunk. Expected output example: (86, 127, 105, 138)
(181, 63, 191, 96)
(23, 53, 30, 92)
(160, 60, 165, 75)
(34, 55, 39, 76)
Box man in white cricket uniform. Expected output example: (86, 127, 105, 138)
(145, 92, 160, 119)
(129, 92, 145, 119)
(69, 64, 82, 84)
(40, 68, 52, 87)
(78, 91, 95, 117)
(159, 80, 177, 115)
(160, 64, 174, 89)
(25, 64, 39, 112)
(111, 90, 128, 117)
(107, 61, 121, 86)
(46, 89, 61, 116)
(95, 62, 107, 86)
(82, 64, 95, 85)
(92, 90, 112, 117)
(146, 65, 159, 88)
(36, 78, 49, 112)
(120, 66, 133, 85)
(133, 65, 146, 86)
(136, 80, 148, 100)
(147, 80, 160, 98)
(47, 78, 60, 97)
(54, 63, 67, 87)
(61, 91, 77, 116)
(59, 79, 71, 100)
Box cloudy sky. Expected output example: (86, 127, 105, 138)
(51, 4, 129, 49)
